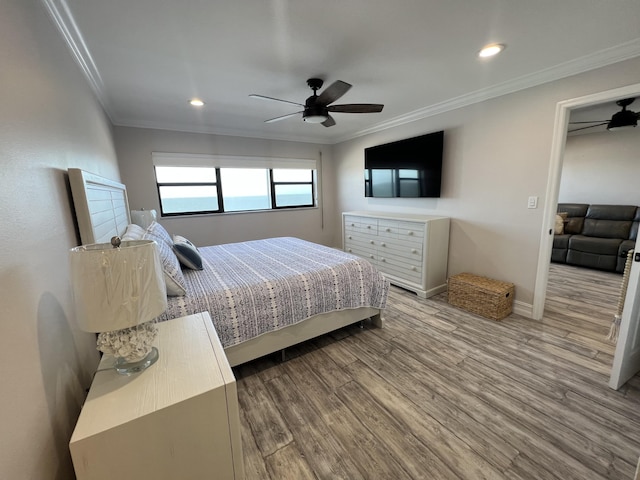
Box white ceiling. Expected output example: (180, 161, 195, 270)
(44, 0, 640, 144)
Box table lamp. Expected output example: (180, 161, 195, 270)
(70, 237, 167, 375)
(130, 208, 157, 229)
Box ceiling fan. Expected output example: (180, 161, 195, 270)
(569, 98, 639, 133)
(249, 78, 384, 127)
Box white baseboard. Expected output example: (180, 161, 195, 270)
(513, 300, 534, 319)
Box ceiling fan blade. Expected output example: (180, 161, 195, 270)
(568, 122, 608, 133)
(317, 80, 352, 106)
(569, 120, 608, 124)
(264, 111, 303, 123)
(249, 94, 304, 107)
(328, 104, 384, 113)
(321, 115, 336, 127)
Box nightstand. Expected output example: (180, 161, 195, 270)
(70, 312, 244, 480)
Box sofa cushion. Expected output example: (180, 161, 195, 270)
(557, 203, 588, 235)
(586, 204, 637, 221)
(553, 234, 570, 249)
(568, 235, 622, 255)
(567, 250, 618, 272)
(629, 208, 640, 241)
(557, 203, 589, 217)
(582, 219, 632, 239)
(618, 239, 636, 273)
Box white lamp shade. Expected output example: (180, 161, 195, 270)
(70, 240, 167, 333)
(130, 209, 157, 229)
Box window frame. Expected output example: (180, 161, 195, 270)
(270, 168, 316, 209)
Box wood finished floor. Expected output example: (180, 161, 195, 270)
(234, 263, 640, 479)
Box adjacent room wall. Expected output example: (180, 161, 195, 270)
(0, 1, 121, 478)
(333, 56, 640, 311)
(114, 126, 336, 247)
(559, 129, 640, 205)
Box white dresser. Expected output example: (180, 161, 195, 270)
(343, 211, 450, 298)
(70, 312, 244, 480)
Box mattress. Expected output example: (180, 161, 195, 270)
(158, 237, 389, 348)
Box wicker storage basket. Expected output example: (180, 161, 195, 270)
(448, 273, 514, 321)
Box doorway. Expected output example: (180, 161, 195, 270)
(533, 82, 640, 319)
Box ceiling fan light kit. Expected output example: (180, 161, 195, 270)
(250, 78, 383, 127)
(607, 99, 638, 131)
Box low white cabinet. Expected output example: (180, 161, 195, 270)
(70, 312, 244, 480)
(343, 211, 450, 298)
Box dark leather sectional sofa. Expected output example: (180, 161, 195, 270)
(551, 203, 639, 273)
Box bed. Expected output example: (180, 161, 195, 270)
(68, 168, 389, 366)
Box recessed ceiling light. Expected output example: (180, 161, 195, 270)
(189, 98, 205, 107)
(478, 43, 506, 58)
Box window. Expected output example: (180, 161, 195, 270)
(155, 166, 220, 214)
(272, 169, 314, 208)
(153, 153, 317, 216)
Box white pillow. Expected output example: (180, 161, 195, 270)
(554, 214, 564, 235)
(143, 226, 187, 296)
(121, 223, 146, 241)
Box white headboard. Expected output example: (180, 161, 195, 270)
(68, 168, 131, 245)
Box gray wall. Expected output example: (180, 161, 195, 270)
(114, 126, 336, 247)
(332, 57, 640, 310)
(0, 1, 121, 478)
(559, 129, 640, 205)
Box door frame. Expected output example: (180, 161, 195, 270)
(532, 82, 640, 320)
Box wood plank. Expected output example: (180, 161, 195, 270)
(264, 442, 316, 480)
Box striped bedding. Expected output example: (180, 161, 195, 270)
(158, 237, 389, 348)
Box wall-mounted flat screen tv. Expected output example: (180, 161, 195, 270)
(364, 130, 444, 198)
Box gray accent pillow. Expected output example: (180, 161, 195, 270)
(173, 235, 203, 270)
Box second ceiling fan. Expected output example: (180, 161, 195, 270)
(250, 78, 384, 127)
(569, 98, 639, 133)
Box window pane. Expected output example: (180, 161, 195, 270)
(155, 166, 217, 183)
(274, 184, 313, 207)
(272, 169, 312, 182)
(399, 169, 419, 179)
(159, 185, 218, 213)
(220, 168, 270, 212)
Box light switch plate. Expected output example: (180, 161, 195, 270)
(528, 196, 538, 209)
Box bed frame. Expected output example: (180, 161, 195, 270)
(68, 168, 383, 366)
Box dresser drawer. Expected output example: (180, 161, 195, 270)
(377, 220, 399, 239)
(398, 221, 424, 239)
(377, 260, 422, 284)
(344, 215, 378, 235)
(377, 240, 423, 262)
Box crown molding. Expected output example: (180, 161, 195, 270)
(41, 0, 115, 122)
(336, 38, 640, 144)
(114, 118, 335, 145)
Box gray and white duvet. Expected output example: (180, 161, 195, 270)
(158, 237, 389, 348)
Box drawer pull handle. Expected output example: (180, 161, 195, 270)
(367, 225, 371, 229)
(381, 258, 386, 262)
(369, 254, 374, 259)
(348, 235, 352, 239)
(370, 240, 374, 244)
(381, 242, 386, 247)
(386, 228, 391, 232)
(351, 223, 355, 226)
(408, 231, 414, 235)
(412, 249, 417, 254)
(348, 249, 352, 252)
(411, 266, 417, 271)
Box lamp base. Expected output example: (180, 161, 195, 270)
(114, 346, 159, 375)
